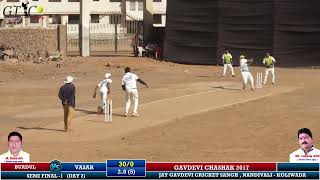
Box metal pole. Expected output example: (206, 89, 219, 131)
(115, 19, 118, 54)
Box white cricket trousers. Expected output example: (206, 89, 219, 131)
(241, 71, 254, 89)
(223, 64, 235, 76)
(125, 89, 139, 114)
(264, 68, 275, 84)
(99, 90, 108, 110)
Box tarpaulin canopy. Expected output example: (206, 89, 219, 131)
(164, 0, 218, 65)
(164, 0, 320, 66)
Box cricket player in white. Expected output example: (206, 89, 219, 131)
(122, 67, 148, 117)
(93, 73, 112, 114)
(239, 55, 254, 90)
(222, 50, 235, 77)
(0, 132, 30, 163)
(262, 53, 276, 84)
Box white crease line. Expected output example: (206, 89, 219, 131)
(149, 87, 299, 127)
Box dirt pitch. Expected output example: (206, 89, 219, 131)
(0, 57, 319, 162)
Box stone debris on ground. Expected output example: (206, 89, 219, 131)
(105, 62, 113, 67)
(8, 59, 18, 63)
(49, 51, 61, 61)
(0, 45, 63, 64)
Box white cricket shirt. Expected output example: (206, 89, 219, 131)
(122, 72, 139, 90)
(98, 78, 112, 92)
(0, 150, 30, 163)
(289, 146, 320, 163)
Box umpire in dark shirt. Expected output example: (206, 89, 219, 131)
(58, 76, 76, 132)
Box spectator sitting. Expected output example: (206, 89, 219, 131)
(145, 42, 157, 58)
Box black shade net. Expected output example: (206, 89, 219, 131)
(164, 0, 320, 66)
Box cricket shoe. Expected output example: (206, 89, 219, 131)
(132, 113, 139, 117)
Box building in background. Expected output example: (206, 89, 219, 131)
(0, 0, 168, 57)
(143, 0, 166, 53)
(0, 0, 166, 28)
(152, 0, 166, 27)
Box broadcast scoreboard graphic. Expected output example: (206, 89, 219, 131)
(0, 160, 320, 179)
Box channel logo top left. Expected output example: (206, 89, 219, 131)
(3, 0, 44, 17)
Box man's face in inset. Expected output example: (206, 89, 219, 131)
(298, 133, 313, 149)
(8, 136, 22, 154)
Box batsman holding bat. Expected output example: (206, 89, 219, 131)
(93, 73, 112, 114)
(239, 55, 255, 90)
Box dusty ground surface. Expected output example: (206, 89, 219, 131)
(0, 56, 319, 162)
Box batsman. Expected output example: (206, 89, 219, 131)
(240, 55, 255, 90)
(93, 73, 112, 114)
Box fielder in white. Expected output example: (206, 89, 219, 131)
(222, 50, 235, 77)
(93, 73, 112, 114)
(239, 55, 255, 90)
(262, 52, 276, 84)
(122, 67, 148, 117)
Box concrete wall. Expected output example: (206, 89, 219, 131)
(58, 25, 67, 57)
(0, 26, 67, 58)
(126, 0, 144, 20)
(152, 0, 166, 14)
(153, 14, 166, 27)
(152, 0, 166, 27)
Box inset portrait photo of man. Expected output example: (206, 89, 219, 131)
(0, 132, 30, 163)
(290, 128, 320, 163)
